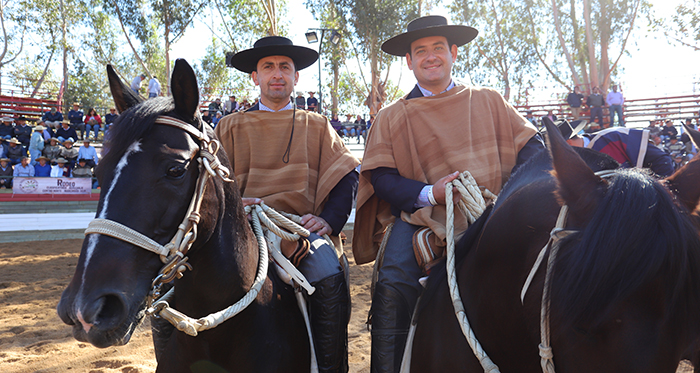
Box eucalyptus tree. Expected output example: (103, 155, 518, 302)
(0, 0, 29, 91)
(112, 0, 207, 93)
(525, 0, 652, 93)
(307, 0, 420, 115)
(450, 0, 538, 100)
(670, 0, 700, 50)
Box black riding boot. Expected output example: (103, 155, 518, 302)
(370, 282, 412, 373)
(309, 271, 349, 373)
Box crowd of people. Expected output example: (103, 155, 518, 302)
(0, 103, 109, 189)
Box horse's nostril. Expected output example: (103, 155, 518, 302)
(96, 293, 128, 327)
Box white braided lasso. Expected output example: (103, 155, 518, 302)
(150, 210, 269, 336)
(445, 170, 500, 373)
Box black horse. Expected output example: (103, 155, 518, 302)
(57, 60, 310, 372)
(410, 118, 700, 372)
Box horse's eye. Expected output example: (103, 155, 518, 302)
(167, 165, 187, 178)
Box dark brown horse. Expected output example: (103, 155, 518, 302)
(411, 119, 700, 372)
(57, 60, 310, 372)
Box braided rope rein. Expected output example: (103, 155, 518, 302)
(445, 171, 500, 373)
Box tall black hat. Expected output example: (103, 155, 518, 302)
(226, 36, 319, 74)
(381, 15, 478, 56)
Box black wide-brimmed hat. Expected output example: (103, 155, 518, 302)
(226, 36, 319, 74)
(381, 15, 478, 56)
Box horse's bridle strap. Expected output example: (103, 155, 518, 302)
(85, 218, 171, 257)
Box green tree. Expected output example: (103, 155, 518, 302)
(450, 0, 538, 100)
(0, 0, 29, 91)
(307, 0, 421, 114)
(669, 0, 700, 50)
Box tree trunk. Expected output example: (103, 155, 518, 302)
(61, 0, 68, 111)
(114, 0, 151, 77)
(369, 36, 381, 115)
(598, 0, 611, 90)
(164, 0, 171, 96)
(31, 48, 55, 97)
(571, 0, 588, 90)
(583, 0, 599, 89)
(551, 0, 579, 89)
(332, 59, 339, 116)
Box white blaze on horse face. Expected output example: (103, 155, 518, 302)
(81, 141, 142, 289)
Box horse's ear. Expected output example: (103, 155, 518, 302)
(543, 117, 606, 224)
(683, 123, 700, 149)
(107, 65, 143, 113)
(665, 156, 700, 214)
(170, 59, 200, 120)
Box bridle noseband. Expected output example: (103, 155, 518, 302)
(84, 115, 237, 311)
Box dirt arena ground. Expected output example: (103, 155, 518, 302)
(0, 239, 374, 373)
(0, 239, 694, 373)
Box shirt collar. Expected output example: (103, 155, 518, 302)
(417, 79, 455, 97)
(259, 100, 294, 112)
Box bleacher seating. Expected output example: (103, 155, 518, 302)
(0, 95, 58, 121)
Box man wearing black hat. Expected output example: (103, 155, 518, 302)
(549, 117, 674, 177)
(13, 116, 32, 149)
(216, 36, 360, 373)
(352, 15, 544, 372)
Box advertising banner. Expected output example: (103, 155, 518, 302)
(12, 177, 92, 195)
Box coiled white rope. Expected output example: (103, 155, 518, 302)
(444, 171, 500, 373)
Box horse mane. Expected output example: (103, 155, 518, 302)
(418, 147, 620, 321)
(99, 97, 176, 171)
(550, 168, 700, 336)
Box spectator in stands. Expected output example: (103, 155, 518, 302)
(0, 157, 12, 188)
(42, 106, 64, 129)
(28, 124, 45, 166)
(240, 98, 251, 111)
(13, 156, 34, 177)
(72, 158, 93, 178)
(0, 138, 6, 159)
(56, 120, 78, 143)
(201, 109, 212, 125)
(645, 120, 661, 138)
(38, 119, 56, 143)
(43, 137, 61, 161)
(68, 103, 85, 140)
(0, 117, 13, 140)
(59, 138, 79, 169)
(651, 133, 663, 149)
(660, 119, 678, 142)
(51, 157, 71, 177)
(208, 98, 223, 115)
(307, 91, 318, 112)
(84, 108, 103, 140)
(148, 75, 161, 98)
(554, 118, 674, 177)
(295, 92, 306, 110)
(354, 114, 366, 144)
(607, 84, 625, 127)
(666, 134, 685, 157)
(34, 155, 51, 177)
(131, 74, 147, 94)
(525, 110, 538, 127)
(13, 116, 32, 149)
(224, 95, 238, 115)
(330, 114, 342, 136)
(587, 86, 605, 127)
(212, 111, 223, 127)
(541, 110, 557, 123)
(104, 107, 118, 137)
(566, 86, 585, 120)
(78, 139, 99, 167)
(6, 138, 26, 165)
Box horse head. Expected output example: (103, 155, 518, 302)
(57, 60, 247, 348)
(543, 119, 700, 372)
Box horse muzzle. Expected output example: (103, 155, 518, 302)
(57, 289, 140, 348)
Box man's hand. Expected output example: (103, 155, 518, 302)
(431, 171, 461, 205)
(241, 197, 263, 207)
(300, 214, 332, 236)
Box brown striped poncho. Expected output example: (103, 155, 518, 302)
(352, 85, 538, 264)
(215, 109, 360, 217)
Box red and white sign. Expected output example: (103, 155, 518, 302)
(13, 177, 92, 195)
